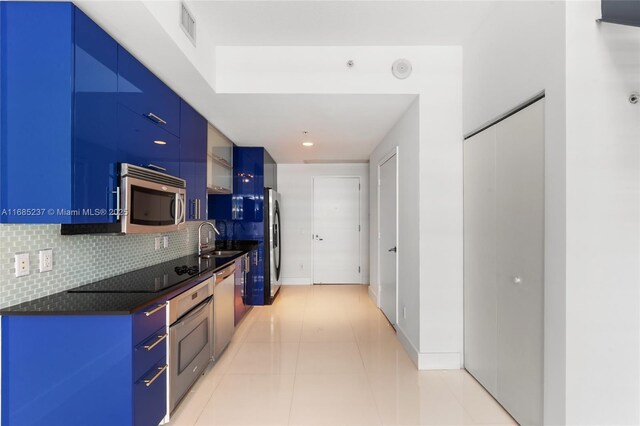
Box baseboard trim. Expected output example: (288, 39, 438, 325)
(281, 278, 312, 285)
(395, 325, 420, 368)
(367, 285, 379, 306)
(395, 327, 461, 370)
(417, 352, 462, 370)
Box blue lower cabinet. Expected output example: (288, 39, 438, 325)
(1, 313, 168, 426)
(134, 358, 168, 426)
(133, 327, 168, 380)
(245, 247, 265, 306)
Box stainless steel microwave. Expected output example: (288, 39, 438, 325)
(61, 163, 186, 235)
(119, 163, 186, 234)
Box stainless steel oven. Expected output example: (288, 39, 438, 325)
(168, 277, 213, 412)
(120, 163, 186, 234)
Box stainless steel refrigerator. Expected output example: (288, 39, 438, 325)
(265, 188, 282, 301)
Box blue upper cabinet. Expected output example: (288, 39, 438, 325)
(73, 8, 119, 224)
(179, 100, 207, 221)
(117, 47, 181, 137)
(233, 147, 266, 223)
(118, 105, 180, 176)
(0, 2, 204, 225)
(0, 2, 75, 223)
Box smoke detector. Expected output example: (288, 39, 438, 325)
(391, 59, 412, 79)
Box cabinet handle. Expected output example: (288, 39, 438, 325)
(144, 303, 166, 317)
(145, 112, 167, 125)
(196, 198, 200, 220)
(112, 187, 121, 221)
(144, 365, 168, 387)
(146, 164, 167, 172)
(143, 333, 167, 351)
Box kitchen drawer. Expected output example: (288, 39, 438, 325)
(118, 46, 180, 136)
(118, 104, 181, 177)
(134, 326, 167, 381)
(134, 357, 167, 426)
(133, 301, 167, 344)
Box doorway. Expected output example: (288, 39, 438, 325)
(312, 177, 361, 284)
(378, 148, 398, 325)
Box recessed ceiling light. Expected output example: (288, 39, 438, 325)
(302, 141, 314, 147)
(154, 140, 167, 145)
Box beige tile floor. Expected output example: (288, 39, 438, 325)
(167, 285, 516, 426)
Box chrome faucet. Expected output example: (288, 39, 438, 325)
(198, 221, 220, 256)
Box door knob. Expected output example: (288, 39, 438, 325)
(388, 247, 397, 253)
(314, 234, 324, 241)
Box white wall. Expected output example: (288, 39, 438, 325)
(565, 2, 640, 424)
(277, 164, 370, 285)
(216, 46, 463, 369)
(369, 99, 421, 354)
(463, 2, 566, 423)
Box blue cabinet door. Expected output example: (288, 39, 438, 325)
(0, 2, 74, 223)
(118, 105, 180, 176)
(133, 358, 168, 426)
(1, 315, 133, 426)
(73, 8, 118, 224)
(232, 147, 265, 223)
(118, 47, 180, 137)
(179, 100, 207, 220)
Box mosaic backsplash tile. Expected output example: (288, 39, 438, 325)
(0, 222, 211, 309)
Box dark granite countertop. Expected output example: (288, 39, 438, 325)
(0, 240, 258, 316)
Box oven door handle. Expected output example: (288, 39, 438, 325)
(173, 295, 212, 328)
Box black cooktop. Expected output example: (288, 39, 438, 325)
(68, 257, 210, 293)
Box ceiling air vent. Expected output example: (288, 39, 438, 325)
(180, 2, 196, 46)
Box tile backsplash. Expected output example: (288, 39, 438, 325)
(0, 222, 209, 309)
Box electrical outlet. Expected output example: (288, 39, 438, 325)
(163, 236, 169, 248)
(14, 253, 30, 277)
(154, 237, 161, 250)
(39, 249, 53, 272)
(403, 306, 407, 319)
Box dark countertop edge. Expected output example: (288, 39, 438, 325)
(0, 243, 259, 316)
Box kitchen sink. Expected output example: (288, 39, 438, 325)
(200, 250, 243, 258)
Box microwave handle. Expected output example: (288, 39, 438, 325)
(176, 195, 186, 224)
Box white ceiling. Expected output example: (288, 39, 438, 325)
(185, 1, 497, 163)
(207, 94, 417, 163)
(190, 1, 497, 46)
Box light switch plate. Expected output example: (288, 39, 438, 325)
(39, 249, 53, 272)
(14, 253, 30, 277)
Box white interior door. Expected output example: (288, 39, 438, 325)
(313, 177, 361, 284)
(379, 152, 398, 324)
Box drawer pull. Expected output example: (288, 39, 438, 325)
(144, 365, 167, 387)
(145, 112, 167, 125)
(144, 303, 166, 317)
(144, 333, 167, 351)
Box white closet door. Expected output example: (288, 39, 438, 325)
(495, 100, 544, 426)
(463, 126, 498, 395)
